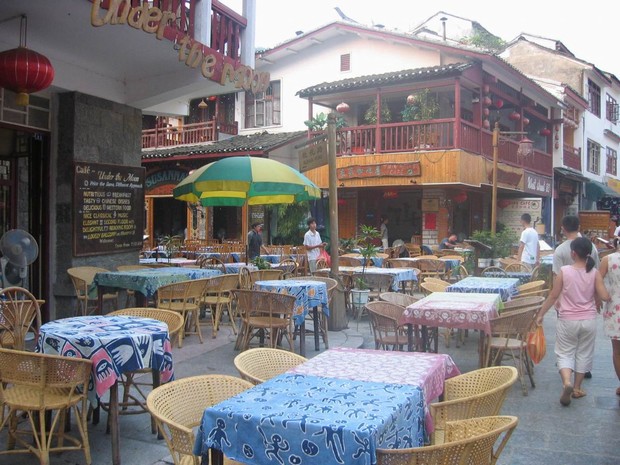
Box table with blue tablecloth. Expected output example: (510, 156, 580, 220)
(37, 315, 173, 465)
(322, 266, 417, 292)
(482, 271, 532, 285)
(446, 276, 519, 301)
(254, 279, 328, 356)
(195, 373, 425, 465)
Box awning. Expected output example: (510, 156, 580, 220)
(554, 167, 589, 183)
(585, 179, 619, 199)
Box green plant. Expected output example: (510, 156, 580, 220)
(274, 202, 309, 245)
(401, 88, 439, 122)
(470, 229, 517, 259)
(159, 234, 183, 262)
(354, 225, 381, 289)
(304, 112, 347, 131)
(251, 255, 271, 270)
(339, 237, 357, 254)
(364, 99, 391, 124)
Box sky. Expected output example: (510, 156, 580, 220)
(228, 0, 620, 77)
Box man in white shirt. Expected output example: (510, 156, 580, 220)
(517, 213, 539, 266)
(303, 217, 327, 273)
(613, 218, 620, 239)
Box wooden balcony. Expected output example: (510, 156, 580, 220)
(563, 144, 582, 171)
(142, 121, 217, 149)
(330, 119, 553, 176)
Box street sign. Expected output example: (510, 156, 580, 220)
(298, 140, 328, 172)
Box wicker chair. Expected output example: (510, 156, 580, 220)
(366, 301, 408, 351)
(351, 272, 394, 325)
(0, 348, 92, 465)
(339, 255, 364, 267)
(447, 264, 469, 283)
(504, 263, 532, 272)
(107, 308, 184, 432)
(379, 292, 419, 307)
(0, 287, 43, 350)
(249, 269, 284, 282)
(157, 278, 211, 348)
(314, 257, 328, 271)
(197, 256, 227, 273)
(441, 255, 464, 262)
(430, 366, 518, 444)
(67, 266, 119, 315)
(377, 415, 518, 465)
(420, 281, 449, 295)
(233, 348, 307, 385)
(416, 258, 446, 281)
(238, 266, 252, 290)
(423, 277, 451, 287)
(516, 280, 546, 295)
(274, 258, 298, 278)
(231, 289, 297, 351)
(485, 307, 538, 395)
(202, 274, 241, 338)
(146, 374, 253, 465)
(482, 266, 507, 277)
(502, 295, 545, 313)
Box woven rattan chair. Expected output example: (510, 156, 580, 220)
(430, 366, 518, 444)
(485, 307, 538, 396)
(441, 255, 464, 262)
(351, 272, 394, 324)
(157, 278, 210, 348)
(516, 280, 546, 295)
(423, 277, 451, 287)
(379, 292, 419, 307)
(146, 374, 253, 465)
(0, 348, 92, 465)
(249, 269, 284, 282)
(233, 348, 307, 385)
(504, 263, 532, 272)
(274, 258, 298, 278)
(498, 257, 520, 269)
(197, 256, 227, 273)
(67, 266, 119, 315)
(447, 264, 469, 283)
(366, 301, 408, 351)
(0, 287, 43, 350)
(377, 415, 518, 465)
(339, 255, 364, 267)
(416, 258, 446, 281)
(202, 274, 241, 338)
(291, 275, 337, 349)
(107, 308, 184, 432)
(231, 289, 297, 351)
(314, 257, 328, 271)
(516, 288, 549, 299)
(482, 266, 507, 277)
(238, 266, 252, 289)
(420, 281, 449, 295)
(502, 296, 545, 313)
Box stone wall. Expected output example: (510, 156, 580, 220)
(51, 92, 142, 319)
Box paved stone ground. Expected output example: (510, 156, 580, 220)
(1, 307, 619, 465)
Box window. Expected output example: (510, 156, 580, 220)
(587, 139, 601, 174)
(244, 80, 281, 128)
(606, 147, 618, 175)
(606, 94, 619, 123)
(588, 79, 601, 117)
(340, 53, 351, 72)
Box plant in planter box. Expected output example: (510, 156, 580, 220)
(159, 234, 183, 263)
(304, 112, 347, 131)
(470, 229, 517, 266)
(364, 99, 391, 125)
(353, 225, 381, 290)
(339, 237, 358, 254)
(251, 255, 271, 270)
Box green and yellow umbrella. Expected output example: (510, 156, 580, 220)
(173, 156, 322, 207)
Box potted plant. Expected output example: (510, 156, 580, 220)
(364, 99, 391, 125)
(251, 255, 271, 270)
(470, 229, 517, 267)
(159, 234, 182, 263)
(339, 236, 357, 254)
(401, 89, 439, 122)
(350, 225, 381, 311)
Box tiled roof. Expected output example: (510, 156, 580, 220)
(296, 63, 473, 97)
(142, 131, 306, 160)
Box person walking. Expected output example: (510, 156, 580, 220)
(599, 238, 620, 396)
(553, 216, 600, 275)
(536, 237, 610, 406)
(380, 215, 389, 250)
(303, 217, 327, 273)
(517, 213, 539, 267)
(247, 222, 266, 260)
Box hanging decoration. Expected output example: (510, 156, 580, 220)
(482, 119, 491, 130)
(497, 199, 511, 209)
(483, 108, 490, 117)
(494, 98, 504, 109)
(539, 127, 551, 137)
(0, 15, 54, 107)
(453, 190, 468, 204)
(406, 94, 417, 105)
(336, 102, 350, 113)
(482, 96, 492, 107)
(208, 95, 217, 101)
(337, 199, 347, 206)
(509, 111, 521, 121)
(522, 117, 530, 126)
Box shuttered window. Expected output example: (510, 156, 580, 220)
(340, 53, 351, 72)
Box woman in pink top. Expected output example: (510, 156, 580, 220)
(537, 237, 610, 406)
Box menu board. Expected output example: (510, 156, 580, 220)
(497, 198, 542, 238)
(73, 162, 145, 256)
(579, 211, 611, 238)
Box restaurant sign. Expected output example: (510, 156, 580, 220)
(338, 162, 421, 180)
(524, 171, 552, 196)
(299, 141, 328, 172)
(91, 0, 270, 93)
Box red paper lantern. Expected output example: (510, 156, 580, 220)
(406, 94, 417, 105)
(494, 99, 504, 109)
(539, 128, 551, 137)
(482, 96, 492, 107)
(522, 117, 530, 126)
(453, 190, 468, 204)
(208, 95, 217, 101)
(498, 199, 511, 209)
(336, 102, 350, 113)
(482, 119, 491, 130)
(483, 108, 490, 117)
(509, 111, 521, 121)
(337, 199, 347, 206)
(0, 46, 54, 106)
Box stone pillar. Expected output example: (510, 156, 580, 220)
(51, 92, 142, 319)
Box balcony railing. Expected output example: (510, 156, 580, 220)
(563, 144, 582, 171)
(327, 118, 553, 176)
(142, 121, 217, 149)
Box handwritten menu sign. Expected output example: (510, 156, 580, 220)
(73, 162, 145, 256)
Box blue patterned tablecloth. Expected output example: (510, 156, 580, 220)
(482, 271, 532, 285)
(446, 276, 519, 301)
(198, 252, 242, 263)
(93, 267, 222, 297)
(254, 279, 329, 326)
(329, 267, 417, 292)
(439, 258, 461, 271)
(36, 315, 174, 403)
(195, 373, 425, 465)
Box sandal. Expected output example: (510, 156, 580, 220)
(560, 384, 573, 406)
(572, 389, 587, 399)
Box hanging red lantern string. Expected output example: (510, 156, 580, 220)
(494, 98, 504, 109)
(509, 111, 521, 121)
(0, 15, 54, 106)
(482, 119, 491, 130)
(522, 117, 530, 126)
(539, 127, 551, 137)
(336, 102, 350, 113)
(482, 96, 493, 107)
(453, 190, 468, 204)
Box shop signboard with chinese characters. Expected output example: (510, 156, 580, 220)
(497, 198, 542, 238)
(337, 162, 421, 180)
(299, 141, 328, 172)
(524, 171, 552, 196)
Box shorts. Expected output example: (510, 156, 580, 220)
(308, 259, 317, 273)
(555, 318, 597, 373)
